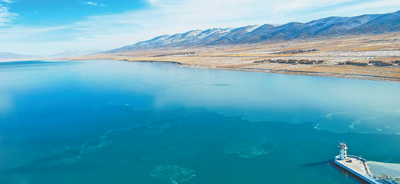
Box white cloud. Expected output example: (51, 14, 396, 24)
(1, 0, 400, 55)
(0, 4, 18, 26)
(274, 0, 354, 11)
(321, 0, 400, 16)
(84, 2, 106, 7)
(84, 1, 98, 6)
(1, 0, 12, 3)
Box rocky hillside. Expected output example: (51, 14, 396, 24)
(107, 10, 400, 53)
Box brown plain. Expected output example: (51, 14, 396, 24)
(68, 32, 400, 82)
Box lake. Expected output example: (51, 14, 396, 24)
(0, 60, 399, 184)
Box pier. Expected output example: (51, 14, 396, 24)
(334, 143, 396, 184)
(335, 155, 379, 184)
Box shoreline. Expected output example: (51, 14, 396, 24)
(4, 57, 395, 83)
(79, 58, 400, 83)
(139, 60, 400, 82)
(31, 32, 400, 82)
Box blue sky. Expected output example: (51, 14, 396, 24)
(0, 0, 400, 55)
(8, 0, 149, 26)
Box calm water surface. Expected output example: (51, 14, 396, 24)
(0, 60, 399, 184)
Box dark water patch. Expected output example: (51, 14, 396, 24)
(301, 160, 333, 167)
(206, 83, 231, 87)
(0, 60, 51, 66)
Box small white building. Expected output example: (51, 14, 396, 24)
(338, 143, 348, 160)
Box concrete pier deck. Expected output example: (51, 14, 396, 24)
(335, 155, 380, 184)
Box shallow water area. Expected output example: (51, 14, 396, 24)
(368, 161, 400, 178)
(0, 60, 400, 184)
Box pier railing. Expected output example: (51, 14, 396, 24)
(347, 155, 367, 162)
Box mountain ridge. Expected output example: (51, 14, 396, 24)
(0, 52, 40, 61)
(107, 10, 400, 53)
(51, 50, 103, 58)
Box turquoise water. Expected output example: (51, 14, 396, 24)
(0, 60, 399, 184)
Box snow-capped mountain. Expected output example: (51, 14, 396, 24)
(108, 10, 400, 53)
(112, 28, 234, 52)
(349, 10, 400, 34)
(211, 25, 260, 44)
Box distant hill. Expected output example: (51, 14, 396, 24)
(0, 52, 39, 61)
(51, 50, 102, 58)
(107, 10, 400, 53)
(0, 50, 102, 61)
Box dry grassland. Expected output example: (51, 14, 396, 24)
(68, 32, 400, 82)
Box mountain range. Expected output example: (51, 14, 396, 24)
(50, 50, 102, 58)
(0, 52, 38, 61)
(0, 50, 102, 61)
(108, 10, 400, 53)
